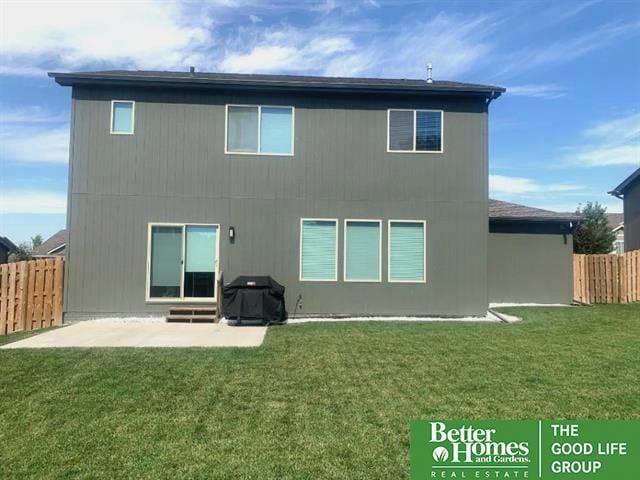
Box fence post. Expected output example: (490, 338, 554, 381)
(0, 264, 7, 334)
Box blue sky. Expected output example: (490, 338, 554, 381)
(0, 0, 639, 244)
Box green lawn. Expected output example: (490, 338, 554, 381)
(1, 305, 638, 479)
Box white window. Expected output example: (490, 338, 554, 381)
(344, 220, 382, 282)
(299, 219, 338, 281)
(226, 104, 294, 155)
(387, 109, 442, 153)
(388, 220, 426, 283)
(110, 100, 135, 134)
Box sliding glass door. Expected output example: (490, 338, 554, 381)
(184, 226, 217, 299)
(147, 224, 219, 302)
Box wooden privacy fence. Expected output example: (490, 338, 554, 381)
(0, 258, 64, 335)
(573, 250, 640, 304)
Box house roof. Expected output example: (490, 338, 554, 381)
(33, 229, 67, 256)
(48, 70, 505, 98)
(0, 236, 17, 252)
(609, 167, 640, 196)
(606, 213, 624, 230)
(489, 199, 580, 223)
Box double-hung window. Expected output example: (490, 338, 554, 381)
(344, 220, 382, 282)
(387, 109, 442, 152)
(300, 219, 338, 281)
(226, 105, 294, 155)
(111, 100, 135, 134)
(388, 220, 426, 282)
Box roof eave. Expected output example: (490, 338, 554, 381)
(609, 168, 640, 197)
(48, 72, 505, 97)
(489, 217, 580, 224)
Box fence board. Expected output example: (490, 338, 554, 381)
(573, 250, 640, 304)
(0, 265, 8, 334)
(0, 258, 65, 335)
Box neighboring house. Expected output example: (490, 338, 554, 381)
(605, 213, 624, 254)
(488, 200, 579, 304)
(609, 168, 640, 252)
(0, 236, 17, 264)
(49, 69, 569, 320)
(32, 229, 67, 258)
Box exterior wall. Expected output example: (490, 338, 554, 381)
(488, 231, 573, 304)
(623, 180, 640, 252)
(65, 86, 489, 318)
(0, 248, 8, 264)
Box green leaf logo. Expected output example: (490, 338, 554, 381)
(432, 446, 449, 462)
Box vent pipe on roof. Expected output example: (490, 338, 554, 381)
(426, 63, 433, 83)
(189, 66, 195, 74)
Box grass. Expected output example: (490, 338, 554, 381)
(0, 326, 58, 347)
(0, 304, 638, 479)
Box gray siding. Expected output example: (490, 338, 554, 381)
(488, 232, 573, 304)
(623, 180, 640, 252)
(66, 87, 489, 318)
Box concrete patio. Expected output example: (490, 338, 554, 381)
(1, 321, 267, 348)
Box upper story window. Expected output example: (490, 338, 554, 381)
(111, 100, 135, 135)
(387, 109, 442, 153)
(226, 105, 294, 155)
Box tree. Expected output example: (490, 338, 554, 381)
(31, 235, 43, 249)
(8, 242, 33, 262)
(573, 202, 616, 254)
(7, 235, 44, 262)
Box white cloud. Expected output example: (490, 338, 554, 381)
(0, 191, 67, 214)
(366, 13, 497, 79)
(506, 84, 565, 99)
(584, 112, 640, 144)
(220, 28, 356, 74)
(563, 112, 640, 167)
(490, 175, 583, 195)
(568, 144, 639, 167)
(0, 104, 67, 123)
(1, 126, 69, 164)
(0, 0, 214, 74)
(219, 12, 497, 79)
(496, 21, 639, 78)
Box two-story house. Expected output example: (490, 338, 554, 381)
(53, 69, 571, 320)
(610, 168, 640, 252)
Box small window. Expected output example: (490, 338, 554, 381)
(226, 105, 293, 155)
(387, 109, 442, 152)
(388, 220, 426, 282)
(300, 219, 337, 281)
(344, 220, 381, 282)
(111, 100, 134, 134)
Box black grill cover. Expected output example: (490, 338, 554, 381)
(222, 276, 286, 324)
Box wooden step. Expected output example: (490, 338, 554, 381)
(166, 304, 218, 323)
(166, 314, 217, 323)
(169, 306, 217, 313)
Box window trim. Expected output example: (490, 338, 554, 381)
(145, 222, 221, 303)
(299, 218, 339, 282)
(387, 219, 427, 283)
(110, 100, 135, 135)
(224, 104, 295, 156)
(386, 109, 443, 153)
(343, 219, 382, 283)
